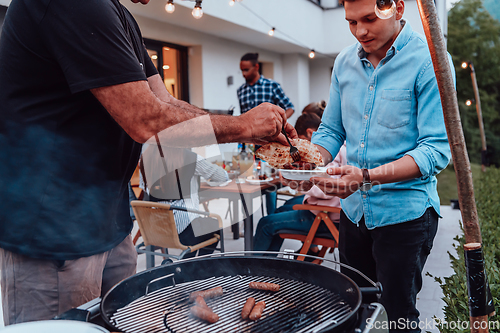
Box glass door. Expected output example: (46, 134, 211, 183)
(144, 39, 189, 102)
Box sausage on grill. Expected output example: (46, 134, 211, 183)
(194, 296, 210, 309)
(249, 282, 280, 292)
(190, 305, 219, 323)
(189, 286, 223, 302)
(248, 301, 266, 321)
(241, 297, 256, 319)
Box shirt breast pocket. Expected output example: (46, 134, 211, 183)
(377, 89, 412, 129)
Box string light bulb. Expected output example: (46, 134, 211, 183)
(375, 0, 396, 19)
(466, 99, 473, 106)
(461, 62, 469, 69)
(309, 50, 316, 59)
(229, 0, 235, 6)
(268, 27, 275, 36)
(192, 1, 203, 19)
(165, 0, 175, 13)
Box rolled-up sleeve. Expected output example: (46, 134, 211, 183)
(195, 156, 229, 182)
(405, 55, 454, 178)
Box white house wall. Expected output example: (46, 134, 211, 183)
(132, 13, 296, 156)
(309, 57, 335, 107)
(130, 0, 447, 157)
(129, 0, 448, 111)
(133, 14, 287, 114)
(133, 12, 334, 126)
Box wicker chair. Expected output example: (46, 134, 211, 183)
(131, 200, 223, 266)
(277, 204, 340, 264)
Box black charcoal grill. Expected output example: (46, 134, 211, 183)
(57, 253, 387, 333)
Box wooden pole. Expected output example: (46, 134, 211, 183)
(415, 0, 481, 244)
(468, 62, 487, 172)
(414, 0, 490, 331)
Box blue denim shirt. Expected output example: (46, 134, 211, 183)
(312, 21, 454, 229)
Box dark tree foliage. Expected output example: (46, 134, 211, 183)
(448, 0, 500, 166)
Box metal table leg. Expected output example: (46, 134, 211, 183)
(244, 200, 254, 251)
(231, 199, 239, 239)
(146, 245, 155, 269)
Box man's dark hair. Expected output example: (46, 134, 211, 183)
(295, 113, 321, 137)
(241, 53, 259, 66)
(302, 100, 327, 118)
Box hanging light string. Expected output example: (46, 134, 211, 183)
(164, 0, 203, 19)
(163, 0, 334, 59)
(237, 1, 335, 60)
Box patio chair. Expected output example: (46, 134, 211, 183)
(131, 200, 224, 267)
(129, 164, 144, 200)
(277, 204, 340, 265)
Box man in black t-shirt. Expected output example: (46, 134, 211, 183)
(0, 0, 297, 325)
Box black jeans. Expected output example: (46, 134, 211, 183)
(339, 208, 438, 333)
(178, 221, 220, 259)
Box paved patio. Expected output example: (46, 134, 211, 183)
(0, 200, 463, 331)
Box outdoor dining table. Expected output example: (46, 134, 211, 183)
(199, 177, 282, 251)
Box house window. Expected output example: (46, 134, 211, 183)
(144, 39, 189, 102)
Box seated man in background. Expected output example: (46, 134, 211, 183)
(139, 145, 229, 258)
(254, 111, 347, 255)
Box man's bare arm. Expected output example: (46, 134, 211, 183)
(315, 145, 333, 166)
(91, 79, 297, 145)
(311, 155, 422, 199)
(368, 155, 422, 184)
(285, 108, 294, 119)
(147, 74, 298, 145)
(147, 74, 206, 115)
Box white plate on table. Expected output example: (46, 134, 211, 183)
(278, 167, 328, 181)
(245, 177, 273, 185)
(205, 180, 232, 187)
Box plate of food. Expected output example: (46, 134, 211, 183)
(246, 176, 273, 185)
(255, 139, 326, 181)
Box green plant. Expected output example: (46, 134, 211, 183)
(436, 162, 482, 205)
(448, 0, 500, 167)
(432, 167, 500, 332)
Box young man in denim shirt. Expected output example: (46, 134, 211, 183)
(308, 0, 454, 331)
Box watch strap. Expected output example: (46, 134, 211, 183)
(362, 168, 371, 183)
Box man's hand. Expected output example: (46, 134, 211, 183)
(240, 103, 298, 145)
(310, 165, 364, 199)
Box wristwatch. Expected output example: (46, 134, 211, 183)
(360, 168, 372, 192)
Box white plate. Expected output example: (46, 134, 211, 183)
(245, 177, 273, 185)
(278, 167, 328, 181)
(206, 180, 232, 187)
